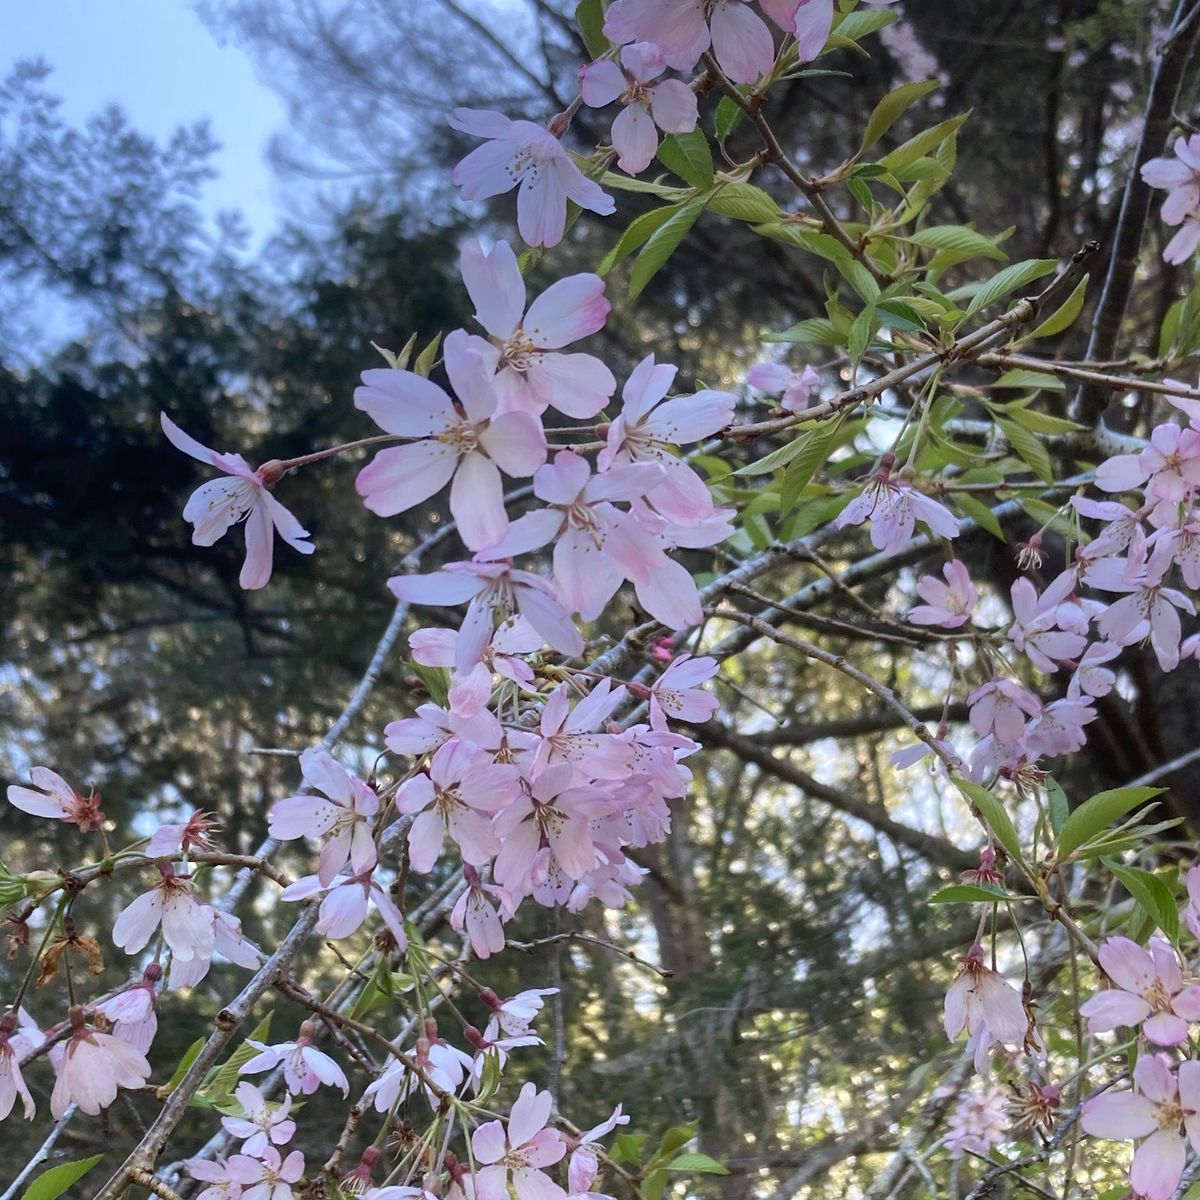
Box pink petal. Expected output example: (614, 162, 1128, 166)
(357, 441, 459, 517)
(648, 79, 698, 133)
(578, 60, 626, 108)
(354, 371, 456, 436)
(460, 238, 526, 339)
(1131, 1129, 1186, 1200)
(1080, 1090, 1157, 1139)
(611, 103, 659, 175)
(526, 353, 616, 419)
(524, 275, 611, 349)
(451, 452, 508, 551)
(479, 412, 547, 477)
(710, 1, 775, 84)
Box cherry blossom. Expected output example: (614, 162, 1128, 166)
(1080, 936, 1200, 1046)
(1006, 577, 1088, 673)
(598, 355, 735, 526)
(168, 906, 263, 990)
(746, 361, 820, 413)
(239, 1020, 350, 1097)
(1142, 135, 1200, 264)
(944, 1082, 1009, 1160)
(112, 863, 215, 968)
(450, 109, 615, 248)
(354, 330, 546, 550)
(187, 1156, 259, 1200)
(603, 0, 775, 84)
(396, 740, 519, 871)
(460, 239, 614, 418)
(642, 653, 719, 730)
(221, 1082, 297, 1157)
(93, 964, 161, 1055)
(1081, 1054, 1200, 1200)
(161, 413, 313, 590)
(0, 1016, 35, 1120)
(267, 748, 380, 886)
(836, 460, 960, 554)
(363, 1033, 472, 1112)
(5, 766, 104, 831)
(413, 619, 541, 717)
(473, 1083, 567, 1200)
(228, 1147, 307, 1200)
(147, 809, 220, 858)
(480, 986, 559, 1038)
(50, 1007, 152, 1117)
(966, 678, 1042, 744)
(450, 866, 514, 959)
(567, 1105, 629, 1193)
(943, 943, 1028, 1062)
(280, 870, 408, 947)
(531, 681, 634, 780)
(578, 42, 698, 175)
(907, 560, 977, 628)
(389, 560, 583, 671)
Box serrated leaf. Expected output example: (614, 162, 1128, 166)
(879, 113, 970, 174)
(992, 369, 1065, 391)
(907, 224, 1007, 261)
(927, 883, 1013, 904)
(780, 424, 837, 514)
(1030, 274, 1089, 339)
(1103, 859, 1180, 943)
(832, 6, 900, 42)
(611, 1132, 648, 1166)
(575, 0, 610, 58)
(953, 492, 1005, 540)
(996, 417, 1053, 483)
(598, 205, 682, 276)
(838, 258, 881, 304)
(656, 130, 714, 190)
(715, 93, 746, 141)
(656, 1126, 697, 1161)
(629, 196, 709, 298)
(956, 779, 1024, 864)
(849, 304, 876, 366)
(963, 258, 1058, 318)
(1003, 406, 1082, 435)
(1046, 777, 1069, 835)
(861, 80, 939, 151)
(764, 317, 845, 346)
(666, 1153, 730, 1175)
(734, 435, 815, 477)
(1057, 787, 1166, 860)
(21, 1157, 104, 1200)
(706, 184, 781, 223)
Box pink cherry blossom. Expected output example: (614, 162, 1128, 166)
(642, 654, 719, 730)
(0, 1016, 35, 1120)
(480, 986, 559, 1038)
(746, 361, 820, 413)
(944, 1082, 1009, 1160)
(567, 1106, 629, 1193)
(396, 740, 519, 871)
(94, 964, 162, 1055)
(147, 809, 221, 858)
(1073, 494, 1149, 562)
(966, 678, 1042, 743)
(604, 0, 775, 84)
(50, 1007, 152, 1117)
(187, 1155, 258, 1200)
(836, 461, 960, 554)
(239, 1021, 349, 1097)
(389, 560, 583, 671)
(450, 109, 615, 248)
(161, 413, 313, 590)
(6, 766, 104, 831)
(229, 1147, 306, 1200)
(531, 681, 635, 780)
(221, 1082, 297, 1157)
(1080, 936, 1200, 1046)
(1081, 1054, 1200, 1200)
(1144, 135, 1200, 264)
(907, 560, 976, 628)
(354, 330, 546, 550)
(1067, 640, 1120, 700)
(460, 239, 614, 418)
(112, 863, 215, 968)
(168, 906, 263, 990)
(411, 618, 541, 717)
(364, 1034, 473, 1112)
(579, 42, 698, 175)
(450, 866, 514, 959)
(943, 943, 1028, 1065)
(1026, 697, 1099, 758)
(598, 355, 735, 526)
(1007, 577, 1088, 673)
(473, 1083, 567, 1200)
(268, 748, 380, 886)
(280, 870, 408, 948)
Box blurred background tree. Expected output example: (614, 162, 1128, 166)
(2, 2, 1198, 1194)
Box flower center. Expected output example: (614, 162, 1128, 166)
(500, 332, 541, 371)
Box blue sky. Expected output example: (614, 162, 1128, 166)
(3, 0, 288, 246)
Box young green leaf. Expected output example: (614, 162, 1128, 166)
(1103, 858, 1180, 943)
(961, 258, 1057, 318)
(861, 80, 939, 150)
(575, 0, 610, 58)
(21, 1157, 105, 1200)
(907, 224, 1007, 261)
(599, 205, 684, 276)
(1046, 777, 1069, 835)
(997, 417, 1054, 483)
(780, 424, 838, 514)
(1056, 787, 1166, 860)
(666, 1153, 730, 1175)
(956, 779, 1024, 863)
(629, 197, 709, 298)
(1029, 274, 1089, 339)
(656, 130, 714, 190)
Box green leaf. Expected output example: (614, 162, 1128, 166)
(202, 1013, 272, 1106)
(715, 94, 746, 141)
(408, 660, 451, 707)
(832, 6, 900, 43)
(848, 303, 877, 366)
(953, 493, 1005, 540)
(1046, 777, 1069, 835)
(962, 258, 1058, 318)
(656, 130, 714, 190)
(1030, 274, 1089, 339)
(414, 332, 442, 378)
(1002, 405, 1082, 435)
(641, 1169, 668, 1200)
(927, 883, 1012, 904)
(706, 184, 781, 223)
(21, 1157, 104, 1200)
(666, 1153, 730, 1175)
(996, 417, 1053, 483)
(764, 317, 844, 346)
(992, 369, 1064, 391)
(162, 1037, 206, 1095)
(575, 0, 610, 58)
(611, 1132, 649, 1166)
(734, 435, 815, 477)
(955, 779, 1023, 864)
(598, 205, 682, 276)
(629, 197, 709, 299)
(907, 224, 1007, 261)
(861, 80, 939, 151)
(838, 258, 881, 304)
(780, 424, 838, 514)
(1057, 787, 1166, 860)
(1103, 858, 1180, 943)
(879, 113, 970, 174)
(655, 1126, 697, 1161)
